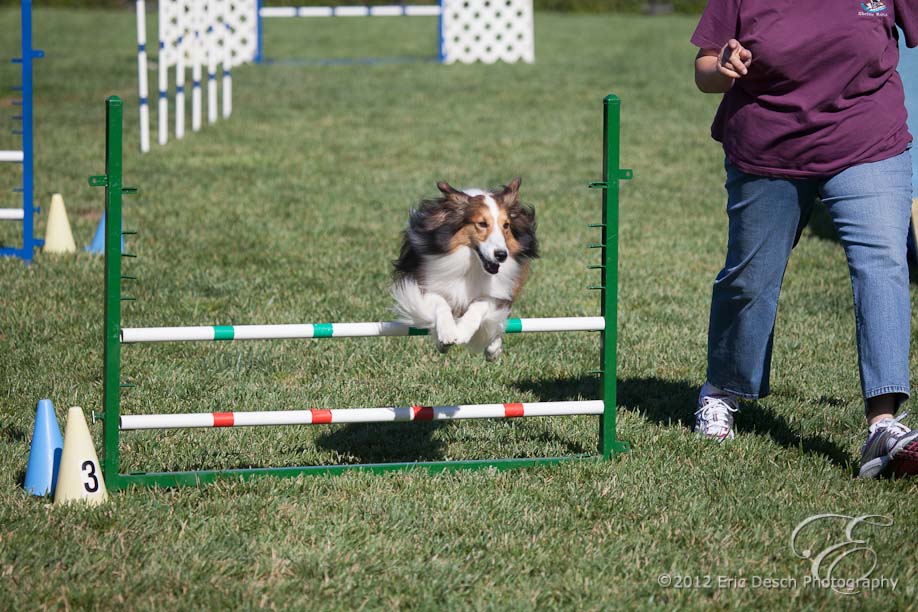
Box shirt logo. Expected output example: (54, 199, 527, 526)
(859, 1, 887, 14)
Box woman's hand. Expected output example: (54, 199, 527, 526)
(718, 39, 752, 79)
(694, 40, 753, 94)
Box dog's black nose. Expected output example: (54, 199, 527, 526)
(494, 249, 508, 262)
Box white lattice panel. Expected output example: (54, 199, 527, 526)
(441, 0, 534, 64)
(159, 0, 255, 69)
(157, 0, 185, 68)
(223, 0, 257, 67)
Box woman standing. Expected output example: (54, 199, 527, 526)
(691, 1, 918, 478)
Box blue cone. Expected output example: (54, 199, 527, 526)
(85, 212, 124, 254)
(24, 399, 64, 496)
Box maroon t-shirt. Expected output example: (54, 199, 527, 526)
(692, 0, 918, 178)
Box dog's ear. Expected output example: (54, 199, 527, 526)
(437, 181, 468, 203)
(507, 200, 538, 259)
(498, 177, 522, 204)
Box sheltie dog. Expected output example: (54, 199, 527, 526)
(392, 177, 538, 360)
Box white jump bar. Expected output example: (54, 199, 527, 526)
(120, 316, 606, 343)
(0, 150, 24, 163)
(0, 209, 25, 220)
(120, 400, 605, 430)
(259, 5, 441, 17)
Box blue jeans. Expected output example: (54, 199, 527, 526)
(900, 31, 918, 192)
(707, 151, 913, 406)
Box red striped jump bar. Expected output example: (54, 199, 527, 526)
(119, 400, 604, 430)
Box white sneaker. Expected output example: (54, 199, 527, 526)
(695, 382, 739, 441)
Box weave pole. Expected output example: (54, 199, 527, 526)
(136, 0, 150, 152)
(95, 94, 630, 491)
(0, 0, 44, 263)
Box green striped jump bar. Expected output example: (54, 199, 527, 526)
(120, 317, 605, 343)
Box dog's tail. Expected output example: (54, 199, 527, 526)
(391, 278, 437, 329)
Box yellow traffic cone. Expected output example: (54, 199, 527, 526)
(54, 407, 108, 506)
(43, 193, 76, 254)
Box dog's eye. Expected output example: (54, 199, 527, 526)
(477, 221, 488, 229)
(503, 222, 510, 230)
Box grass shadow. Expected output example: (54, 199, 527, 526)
(1, 423, 28, 443)
(805, 200, 839, 243)
(513, 374, 853, 470)
(314, 421, 448, 464)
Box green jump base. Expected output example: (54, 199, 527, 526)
(107, 453, 630, 491)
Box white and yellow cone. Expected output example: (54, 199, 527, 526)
(54, 407, 108, 506)
(43, 193, 76, 254)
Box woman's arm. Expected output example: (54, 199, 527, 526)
(695, 39, 752, 94)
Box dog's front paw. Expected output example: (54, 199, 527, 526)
(436, 324, 459, 352)
(484, 336, 502, 362)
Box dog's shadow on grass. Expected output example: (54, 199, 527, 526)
(312, 420, 590, 463)
(513, 374, 853, 470)
(314, 422, 449, 464)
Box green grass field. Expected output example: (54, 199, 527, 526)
(1, 7, 916, 610)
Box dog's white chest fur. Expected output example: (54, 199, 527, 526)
(421, 246, 519, 314)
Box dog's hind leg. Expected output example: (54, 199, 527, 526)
(484, 336, 502, 361)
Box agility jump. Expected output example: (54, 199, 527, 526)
(91, 94, 629, 490)
(0, 0, 43, 262)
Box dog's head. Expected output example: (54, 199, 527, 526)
(425, 177, 538, 275)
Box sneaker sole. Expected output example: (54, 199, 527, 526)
(858, 455, 889, 479)
(694, 429, 734, 442)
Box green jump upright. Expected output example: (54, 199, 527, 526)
(595, 94, 632, 458)
(91, 96, 137, 492)
(93, 94, 630, 491)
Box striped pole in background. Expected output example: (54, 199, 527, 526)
(175, 8, 186, 140)
(258, 5, 441, 17)
(191, 2, 202, 133)
(222, 17, 232, 119)
(157, 3, 168, 146)
(120, 400, 605, 430)
(206, 18, 217, 125)
(120, 316, 605, 343)
(136, 0, 150, 152)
